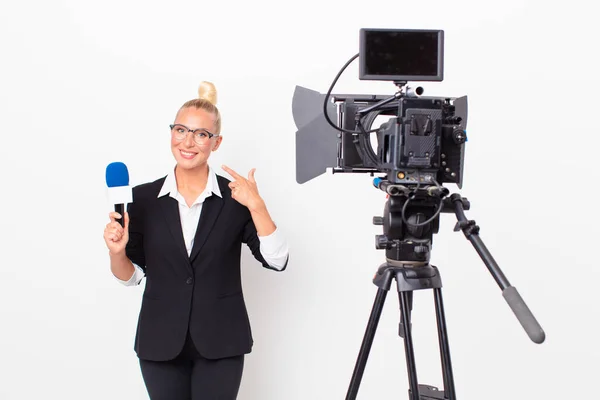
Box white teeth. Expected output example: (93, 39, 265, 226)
(181, 151, 196, 157)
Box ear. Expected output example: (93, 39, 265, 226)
(212, 135, 223, 152)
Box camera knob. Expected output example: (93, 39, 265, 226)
(375, 235, 389, 249)
(373, 216, 384, 225)
(452, 129, 467, 145)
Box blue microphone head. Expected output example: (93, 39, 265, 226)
(106, 162, 129, 187)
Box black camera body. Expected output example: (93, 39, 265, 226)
(337, 28, 467, 190)
(292, 28, 470, 263)
(337, 92, 468, 190)
(292, 28, 468, 191)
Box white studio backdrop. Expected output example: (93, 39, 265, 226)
(0, 0, 598, 399)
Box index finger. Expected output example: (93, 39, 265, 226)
(109, 211, 122, 222)
(222, 165, 243, 180)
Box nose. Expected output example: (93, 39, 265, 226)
(183, 130, 195, 147)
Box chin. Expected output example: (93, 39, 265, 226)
(177, 159, 198, 168)
(177, 157, 208, 171)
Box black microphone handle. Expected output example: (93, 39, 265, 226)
(114, 204, 125, 227)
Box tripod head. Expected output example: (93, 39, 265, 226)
(372, 178, 468, 267)
(371, 177, 544, 344)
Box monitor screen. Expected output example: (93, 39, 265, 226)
(359, 29, 444, 82)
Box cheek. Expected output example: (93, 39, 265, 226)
(200, 146, 212, 155)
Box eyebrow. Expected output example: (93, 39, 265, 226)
(174, 124, 212, 132)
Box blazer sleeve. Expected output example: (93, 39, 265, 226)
(242, 217, 282, 271)
(125, 191, 146, 273)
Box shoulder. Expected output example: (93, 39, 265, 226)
(132, 176, 167, 200)
(216, 173, 232, 186)
(215, 174, 232, 197)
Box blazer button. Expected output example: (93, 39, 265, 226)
(186, 277, 193, 285)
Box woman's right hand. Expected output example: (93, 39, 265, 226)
(103, 211, 130, 255)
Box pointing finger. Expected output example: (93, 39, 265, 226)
(222, 165, 243, 180)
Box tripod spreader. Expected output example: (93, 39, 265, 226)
(447, 193, 546, 344)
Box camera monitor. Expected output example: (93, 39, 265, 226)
(359, 28, 444, 82)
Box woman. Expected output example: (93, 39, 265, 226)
(103, 81, 289, 399)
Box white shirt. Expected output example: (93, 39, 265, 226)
(117, 165, 289, 286)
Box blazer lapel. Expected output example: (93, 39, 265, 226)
(159, 195, 191, 266)
(189, 194, 224, 263)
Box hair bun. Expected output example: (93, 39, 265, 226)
(198, 81, 217, 105)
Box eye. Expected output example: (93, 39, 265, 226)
(176, 128, 186, 133)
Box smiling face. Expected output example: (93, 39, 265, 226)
(171, 106, 222, 172)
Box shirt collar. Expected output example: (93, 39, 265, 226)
(158, 165, 222, 203)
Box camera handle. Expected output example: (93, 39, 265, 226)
(448, 193, 545, 344)
(357, 82, 424, 118)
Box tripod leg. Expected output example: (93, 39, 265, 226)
(346, 288, 388, 400)
(398, 291, 413, 338)
(399, 290, 421, 400)
(434, 288, 456, 400)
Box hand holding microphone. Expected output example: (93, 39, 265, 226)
(104, 211, 130, 255)
(104, 162, 132, 255)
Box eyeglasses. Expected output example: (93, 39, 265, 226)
(170, 124, 219, 145)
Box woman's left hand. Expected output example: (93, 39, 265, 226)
(222, 165, 265, 211)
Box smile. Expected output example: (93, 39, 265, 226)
(180, 150, 198, 159)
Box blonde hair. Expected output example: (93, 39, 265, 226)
(178, 81, 222, 134)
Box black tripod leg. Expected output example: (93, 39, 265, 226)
(398, 291, 413, 338)
(399, 290, 420, 400)
(434, 288, 456, 400)
(346, 288, 388, 400)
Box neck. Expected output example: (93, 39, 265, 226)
(174, 163, 209, 192)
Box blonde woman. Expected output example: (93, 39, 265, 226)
(103, 81, 289, 399)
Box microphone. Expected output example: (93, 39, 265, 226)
(105, 162, 132, 227)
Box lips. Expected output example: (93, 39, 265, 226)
(180, 150, 197, 160)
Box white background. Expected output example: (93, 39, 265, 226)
(1, 1, 598, 399)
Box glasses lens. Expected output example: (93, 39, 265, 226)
(193, 129, 210, 144)
(171, 124, 187, 140)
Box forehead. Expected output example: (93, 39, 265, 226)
(175, 107, 217, 129)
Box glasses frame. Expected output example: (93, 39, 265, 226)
(169, 124, 219, 144)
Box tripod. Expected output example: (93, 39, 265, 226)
(345, 191, 545, 400)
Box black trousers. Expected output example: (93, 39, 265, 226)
(139, 332, 245, 400)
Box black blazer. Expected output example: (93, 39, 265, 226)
(125, 174, 285, 361)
